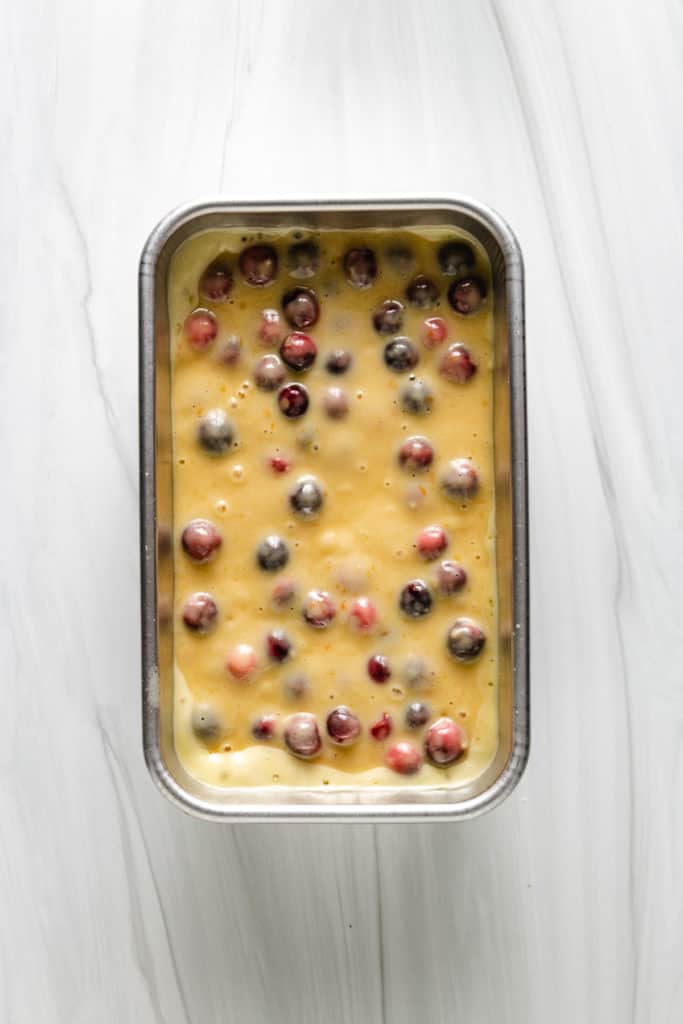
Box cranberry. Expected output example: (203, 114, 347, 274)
(405, 275, 439, 309)
(252, 714, 277, 740)
(240, 244, 278, 286)
(438, 241, 475, 276)
(277, 383, 309, 418)
(269, 453, 292, 473)
(256, 534, 290, 572)
(372, 299, 404, 335)
(405, 702, 430, 729)
(348, 596, 378, 633)
(398, 436, 435, 473)
(367, 654, 391, 683)
(399, 378, 433, 415)
(280, 332, 317, 371)
(369, 712, 393, 740)
(399, 580, 433, 619)
(327, 706, 361, 746)
(385, 245, 415, 276)
(436, 561, 467, 594)
(384, 337, 419, 373)
(323, 386, 349, 419)
(266, 629, 292, 662)
(385, 741, 422, 775)
(343, 248, 377, 288)
(441, 458, 480, 500)
(181, 519, 222, 563)
(439, 343, 477, 383)
(416, 525, 448, 561)
(226, 643, 258, 681)
(216, 334, 241, 365)
(290, 476, 324, 518)
(325, 349, 352, 374)
(448, 276, 487, 315)
(284, 712, 322, 759)
(282, 287, 320, 329)
(283, 672, 310, 700)
(287, 240, 320, 279)
(401, 654, 432, 689)
(184, 309, 218, 350)
(421, 316, 448, 348)
(272, 579, 297, 609)
(197, 408, 235, 454)
(182, 592, 218, 634)
(446, 618, 486, 662)
(199, 259, 233, 302)
(254, 353, 286, 391)
(425, 717, 466, 765)
(191, 703, 222, 742)
(302, 590, 336, 628)
(258, 308, 283, 346)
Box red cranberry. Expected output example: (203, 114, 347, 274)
(398, 436, 435, 473)
(343, 248, 377, 288)
(287, 240, 320, 279)
(254, 354, 286, 391)
(385, 741, 422, 775)
(284, 713, 322, 758)
(399, 580, 433, 618)
(181, 519, 222, 563)
(269, 453, 292, 474)
(280, 332, 317, 372)
(226, 643, 258, 681)
(240, 244, 278, 286)
(416, 525, 448, 561)
(421, 316, 448, 348)
(384, 337, 419, 373)
(322, 386, 349, 419)
(436, 561, 467, 594)
(448, 276, 486, 315)
(258, 308, 283, 346)
(369, 712, 393, 740)
(198, 409, 235, 454)
(441, 458, 480, 500)
(266, 629, 292, 662)
(216, 334, 241, 365)
(182, 592, 218, 634)
(438, 241, 475, 276)
(325, 349, 352, 374)
(405, 276, 439, 309)
(277, 383, 309, 418)
(199, 259, 233, 302)
(367, 655, 391, 683)
(184, 309, 218, 350)
(373, 299, 404, 335)
(425, 717, 466, 765)
(326, 706, 361, 745)
(405, 702, 430, 729)
(302, 590, 336, 628)
(439, 343, 477, 383)
(272, 579, 297, 609)
(446, 618, 486, 662)
(252, 714, 277, 740)
(282, 288, 320, 329)
(348, 596, 378, 633)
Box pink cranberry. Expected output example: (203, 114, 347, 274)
(367, 654, 391, 683)
(184, 309, 218, 350)
(326, 706, 362, 746)
(199, 259, 233, 302)
(226, 643, 258, 681)
(253, 353, 286, 391)
(348, 596, 378, 633)
(322, 387, 349, 419)
(216, 334, 241, 365)
(441, 458, 480, 500)
(280, 332, 317, 372)
(269, 453, 292, 474)
(385, 741, 422, 775)
(448, 276, 486, 315)
(369, 712, 393, 741)
(436, 561, 467, 594)
(271, 579, 297, 608)
(181, 519, 222, 563)
(398, 436, 435, 473)
(302, 590, 336, 628)
(182, 592, 218, 634)
(266, 629, 292, 663)
(284, 713, 322, 759)
(421, 316, 448, 348)
(425, 717, 467, 765)
(258, 308, 283, 346)
(252, 714, 277, 740)
(439, 343, 477, 383)
(416, 525, 448, 561)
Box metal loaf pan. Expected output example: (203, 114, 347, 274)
(139, 197, 528, 821)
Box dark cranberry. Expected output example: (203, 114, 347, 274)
(284, 713, 322, 758)
(348, 597, 378, 633)
(384, 337, 419, 373)
(216, 334, 241, 364)
(269, 453, 292, 473)
(405, 702, 430, 729)
(280, 332, 317, 371)
(421, 316, 448, 348)
(397, 436, 435, 472)
(184, 309, 218, 350)
(322, 386, 349, 419)
(399, 378, 433, 415)
(325, 349, 352, 374)
(272, 579, 297, 609)
(367, 654, 391, 683)
(385, 245, 415, 276)
(258, 309, 283, 346)
(343, 248, 377, 288)
(369, 712, 393, 740)
(256, 534, 289, 572)
(277, 382, 309, 418)
(181, 519, 222, 563)
(327, 706, 361, 746)
(399, 580, 433, 619)
(438, 241, 475, 276)
(436, 561, 468, 594)
(439, 343, 477, 383)
(191, 703, 222, 742)
(302, 590, 336, 628)
(239, 244, 278, 286)
(226, 643, 258, 681)
(287, 240, 320, 279)
(182, 592, 218, 634)
(266, 629, 292, 662)
(199, 259, 233, 302)
(425, 717, 466, 765)
(253, 354, 286, 391)
(283, 672, 310, 700)
(446, 618, 486, 662)
(197, 409, 235, 454)
(385, 741, 422, 775)
(372, 299, 405, 335)
(252, 714, 277, 740)
(290, 476, 323, 518)
(282, 287, 320, 329)
(448, 276, 487, 315)
(416, 525, 448, 561)
(405, 275, 439, 309)
(441, 458, 480, 500)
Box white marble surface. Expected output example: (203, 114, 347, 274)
(2, 0, 682, 1020)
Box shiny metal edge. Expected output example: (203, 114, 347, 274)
(139, 195, 528, 822)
